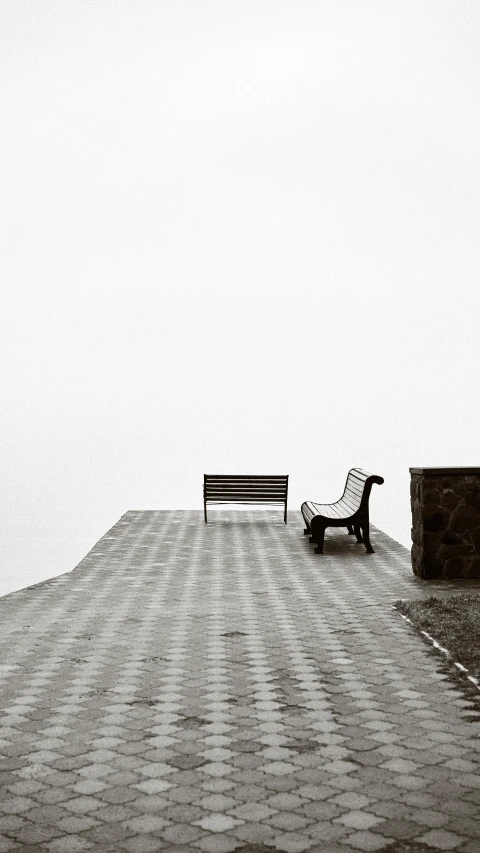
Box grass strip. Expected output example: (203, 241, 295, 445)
(394, 593, 480, 680)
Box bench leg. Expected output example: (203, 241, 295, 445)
(353, 524, 363, 543)
(361, 522, 374, 553)
(347, 524, 354, 534)
(204, 502, 208, 524)
(284, 504, 287, 524)
(313, 528, 325, 555)
(304, 527, 310, 535)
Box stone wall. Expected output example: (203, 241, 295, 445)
(410, 467, 480, 579)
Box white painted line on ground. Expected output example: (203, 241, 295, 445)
(391, 605, 480, 693)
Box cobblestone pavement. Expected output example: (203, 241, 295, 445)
(1, 510, 480, 853)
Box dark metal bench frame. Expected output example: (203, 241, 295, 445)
(204, 475, 289, 523)
(301, 468, 384, 554)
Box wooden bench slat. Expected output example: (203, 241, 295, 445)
(205, 481, 288, 485)
(346, 476, 365, 487)
(205, 487, 287, 491)
(345, 479, 365, 490)
(337, 499, 359, 514)
(343, 493, 363, 507)
(345, 484, 369, 496)
(205, 476, 288, 482)
(339, 493, 360, 506)
(344, 490, 364, 503)
(205, 494, 287, 501)
(208, 497, 285, 504)
(205, 485, 288, 492)
(205, 484, 287, 489)
(345, 481, 365, 493)
(315, 505, 343, 519)
(205, 485, 286, 490)
(205, 482, 288, 488)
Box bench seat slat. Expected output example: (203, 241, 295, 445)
(345, 482, 365, 495)
(205, 486, 288, 493)
(344, 484, 368, 496)
(206, 496, 286, 500)
(205, 494, 287, 501)
(339, 491, 360, 506)
(205, 497, 287, 502)
(206, 485, 287, 490)
(344, 490, 364, 504)
(337, 499, 359, 514)
(309, 503, 345, 520)
(346, 472, 370, 484)
(205, 476, 287, 482)
(205, 486, 286, 491)
(205, 482, 288, 488)
(205, 484, 287, 489)
(337, 496, 359, 510)
(205, 482, 287, 485)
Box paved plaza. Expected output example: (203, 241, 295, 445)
(1, 510, 480, 853)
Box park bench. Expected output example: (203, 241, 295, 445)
(301, 468, 384, 554)
(204, 474, 289, 523)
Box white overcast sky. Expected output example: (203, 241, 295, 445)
(1, 0, 479, 593)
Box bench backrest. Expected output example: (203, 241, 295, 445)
(204, 475, 288, 504)
(339, 468, 384, 515)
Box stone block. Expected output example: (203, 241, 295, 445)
(410, 468, 480, 579)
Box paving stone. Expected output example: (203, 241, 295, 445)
(371, 818, 430, 839)
(23, 804, 70, 824)
(56, 815, 100, 833)
(346, 829, 395, 850)
(133, 779, 173, 795)
(161, 823, 205, 843)
(1, 511, 480, 853)
(194, 836, 240, 853)
(266, 792, 306, 810)
(305, 821, 350, 843)
(460, 842, 480, 853)
(417, 828, 469, 849)
(13, 822, 64, 844)
(445, 817, 480, 839)
(31, 786, 75, 805)
(98, 786, 138, 804)
(72, 778, 109, 795)
(266, 811, 313, 831)
(85, 822, 135, 844)
(93, 804, 138, 823)
(0, 838, 21, 853)
(121, 838, 165, 853)
(229, 822, 276, 844)
(0, 796, 37, 814)
(194, 794, 238, 812)
(63, 796, 105, 813)
(7, 780, 44, 796)
(229, 802, 276, 821)
(300, 800, 343, 820)
(409, 808, 451, 828)
(194, 813, 242, 832)
(335, 810, 385, 831)
(164, 804, 204, 823)
(271, 831, 316, 852)
(46, 837, 95, 852)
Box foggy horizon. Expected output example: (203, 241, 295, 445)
(1, 0, 479, 596)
